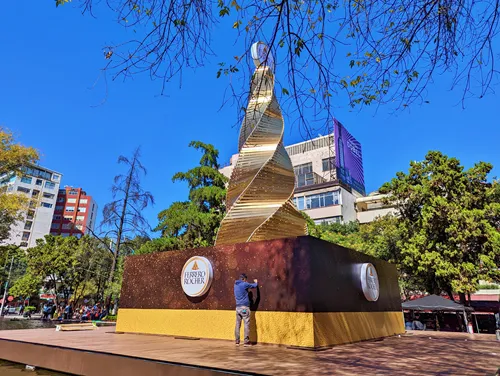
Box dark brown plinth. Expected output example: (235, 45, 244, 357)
(117, 236, 405, 347)
(120, 236, 401, 313)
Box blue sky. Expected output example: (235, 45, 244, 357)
(1, 3, 499, 235)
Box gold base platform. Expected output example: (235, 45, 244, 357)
(117, 309, 404, 348)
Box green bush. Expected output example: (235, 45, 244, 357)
(105, 315, 117, 321)
(24, 306, 36, 312)
(477, 284, 500, 290)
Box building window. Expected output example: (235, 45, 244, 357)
(66, 206, 75, 212)
(61, 233, 70, 238)
(43, 192, 55, 199)
(52, 174, 60, 181)
(64, 216, 73, 220)
(76, 215, 85, 221)
(31, 190, 39, 198)
(55, 205, 64, 211)
(75, 225, 83, 230)
(21, 176, 32, 184)
(27, 210, 35, 220)
(40, 202, 53, 208)
(80, 198, 88, 204)
(322, 157, 335, 172)
(62, 223, 73, 229)
(22, 166, 52, 180)
(293, 196, 305, 210)
(314, 216, 342, 225)
(57, 197, 65, 202)
(0, 174, 15, 185)
(45, 181, 56, 190)
(20, 241, 28, 247)
(29, 200, 36, 208)
(59, 189, 66, 194)
(296, 173, 315, 187)
(78, 207, 87, 213)
(21, 232, 30, 241)
(294, 162, 313, 176)
(53, 215, 61, 220)
(36, 179, 43, 186)
(67, 198, 77, 204)
(68, 190, 78, 195)
(51, 223, 59, 229)
(305, 191, 340, 209)
(24, 221, 33, 230)
(17, 186, 30, 194)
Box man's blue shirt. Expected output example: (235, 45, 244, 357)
(234, 280, 258, 307)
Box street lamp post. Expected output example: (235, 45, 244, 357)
(0, 256, 15, 316)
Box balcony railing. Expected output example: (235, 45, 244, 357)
(295, 172, 326, 188)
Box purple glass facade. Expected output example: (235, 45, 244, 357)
(334, 119, 365, 195)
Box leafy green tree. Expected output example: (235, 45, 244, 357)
(379, 151, 500, 300)
(306, 216, 367, 251)
(142, 141, 227, 254)
(9, 235, 113, 306)
(0, 128, 39, 176)
(0, 128, 39, 244)
(136, 237, 183, 255)
(103, 235, 150, 305)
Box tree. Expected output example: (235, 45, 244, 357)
(141, 141, 227, 254)
(379, 151, 500, 301)
(0, 128, 38, 176)
(56, 0, 500, 134)
(104, 235, 150, 303)
(136, 236, 184, 255)
(98, 148, 154, 304)
(0, 128, 39, 244)
(305, 216, 367, 251)
(9, 235, 113, 306)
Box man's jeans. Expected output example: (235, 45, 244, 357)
(235, 306, 251, 343)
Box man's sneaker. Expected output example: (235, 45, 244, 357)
(235, 341, 240, 346)
(243, 342, 251, 347)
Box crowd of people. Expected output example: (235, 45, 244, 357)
(42, 301, 108, 322)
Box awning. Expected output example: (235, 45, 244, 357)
(402, 294, 474, 311)
(39, 294, 56, 300)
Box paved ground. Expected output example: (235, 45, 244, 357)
(0, 328, 498, 375)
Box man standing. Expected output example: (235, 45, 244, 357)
(234, 273, 258, 346)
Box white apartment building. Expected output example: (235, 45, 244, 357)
(220, 134, 395, 224)
(356, 192, 396, 224)
(0, 166, 62, 248)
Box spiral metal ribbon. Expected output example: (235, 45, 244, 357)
(215, 42, 307, 245)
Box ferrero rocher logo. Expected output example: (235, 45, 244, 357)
(181, 256, 213, 297)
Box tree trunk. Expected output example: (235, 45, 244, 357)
(446, 289, 454, 301)
(459, 293, 466, 305)
(105, 157, 136, 310)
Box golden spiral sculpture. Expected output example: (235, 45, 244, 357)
(215, 42, 307, 246)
